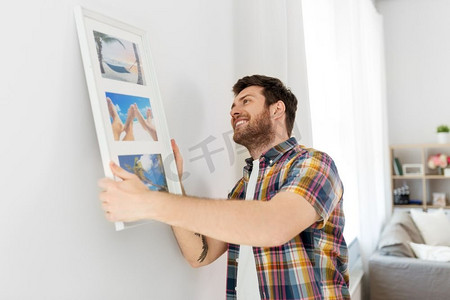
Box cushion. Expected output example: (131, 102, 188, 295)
(378, 211, 425, 257)
(410, 209, 450, 246)
(378, 214, 416, 257)
(377, 211, 426, 257)
(390, 211, 424, 244)
(409, 242, 450, 262)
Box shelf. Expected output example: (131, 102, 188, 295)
(393, 205, 450, 210)
(426, 205, 450, 209)
(390, 143, 450, 149)
(392, 175, 450, 179)
(425, 175, 450, 179)
(393, 205, 423, 208)
(392, 175, 422, 179)
(390, 143, 450, 210)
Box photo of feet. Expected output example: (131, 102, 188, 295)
(118, 154, 168, 192)
(93, 30, 146, 85)
(106, 92, 158, 141)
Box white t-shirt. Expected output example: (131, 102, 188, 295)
(236, 159, 261, 299)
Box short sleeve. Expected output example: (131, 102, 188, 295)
(280, 150, 343, 229)
(228, 178, 246, 200)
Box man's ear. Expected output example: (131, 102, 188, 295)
(270, 100, 286, 119)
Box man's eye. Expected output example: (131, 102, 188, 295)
(243, 99, 249, 104)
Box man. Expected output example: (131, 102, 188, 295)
(99, 75, 349, 299)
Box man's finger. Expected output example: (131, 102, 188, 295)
(171, 139, 182, 162)
(98, 178, 115, 190)
(171, 139, 179, 154)
(101, 199, 109, 211)
(147, 108, 153, 120)
(171, 139, 184, 176)
(98, 190, 109, 203)
(105, 211, 115, 222)
(110, 161, 135, 180)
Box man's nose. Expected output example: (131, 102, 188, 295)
(230, 106, 240, 118)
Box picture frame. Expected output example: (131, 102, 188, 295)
(74, 7, 181, 230)
(432, 192, 446, 207)
(402, 163, 423, 176)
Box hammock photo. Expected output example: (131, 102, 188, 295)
(93, 30, 145, 85)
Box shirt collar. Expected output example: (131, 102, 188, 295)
(244, 137, 298, 168)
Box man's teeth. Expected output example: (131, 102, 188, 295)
(236, 120, 248, 127)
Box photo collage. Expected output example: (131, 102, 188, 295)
(93, 29, 168, 192)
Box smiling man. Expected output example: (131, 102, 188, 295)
(98, 75, 349, 299)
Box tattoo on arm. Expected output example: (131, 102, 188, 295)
(195, 233, 208, 263)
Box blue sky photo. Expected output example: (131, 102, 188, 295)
(118, 154, 168, 191)
(105, 92, 151, 124)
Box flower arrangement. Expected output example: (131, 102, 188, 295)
(428, 153, 449, 174)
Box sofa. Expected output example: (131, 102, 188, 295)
(369, 211, 450, 300)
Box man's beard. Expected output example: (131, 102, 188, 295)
(233, 109, 275, 151)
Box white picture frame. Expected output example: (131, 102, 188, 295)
(402, 163, 423, 176)
(432, 192, 446, 207)
(74, 6, 181, 230)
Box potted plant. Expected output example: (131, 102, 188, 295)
(437, 125, 449, 144)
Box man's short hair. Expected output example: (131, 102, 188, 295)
(232, 75, 298, 136)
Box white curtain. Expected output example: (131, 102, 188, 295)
(301, 0, 390, 290)
(232, 0, 313, 147)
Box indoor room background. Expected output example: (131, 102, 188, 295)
(1, 0, 449, 299)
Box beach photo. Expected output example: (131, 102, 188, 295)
(93, 30, 146, 85)
(106, 92, 158, 141)
(118, 154, 168, 192)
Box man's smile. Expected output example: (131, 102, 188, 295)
(234, 119, 249, 129)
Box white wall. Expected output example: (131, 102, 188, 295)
(0, 0, 234, 299)
(377, 0, 450, 144)
(0, 1, 311, 299)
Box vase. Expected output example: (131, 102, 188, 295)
(437, 132, 449, 144)
(445, 168, 450, 177)
(437, 167, 444, 175)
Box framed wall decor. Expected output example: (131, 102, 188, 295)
(74, 7, 181, 230)
(432, 192, 446, 207)
(402, 163, 423, 176)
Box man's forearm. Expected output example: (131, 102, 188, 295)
(170, 183, 226, 267)
(145, 191, 317, 247)
(172, 226, 209, 267)
(155, 194, 272, 246)
(99, 164, 317, 248)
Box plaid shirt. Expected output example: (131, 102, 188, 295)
(226, 137, 349, 300)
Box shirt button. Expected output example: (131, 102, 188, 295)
(269, 160, 273, 165)
(236, 258, 239, 263)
